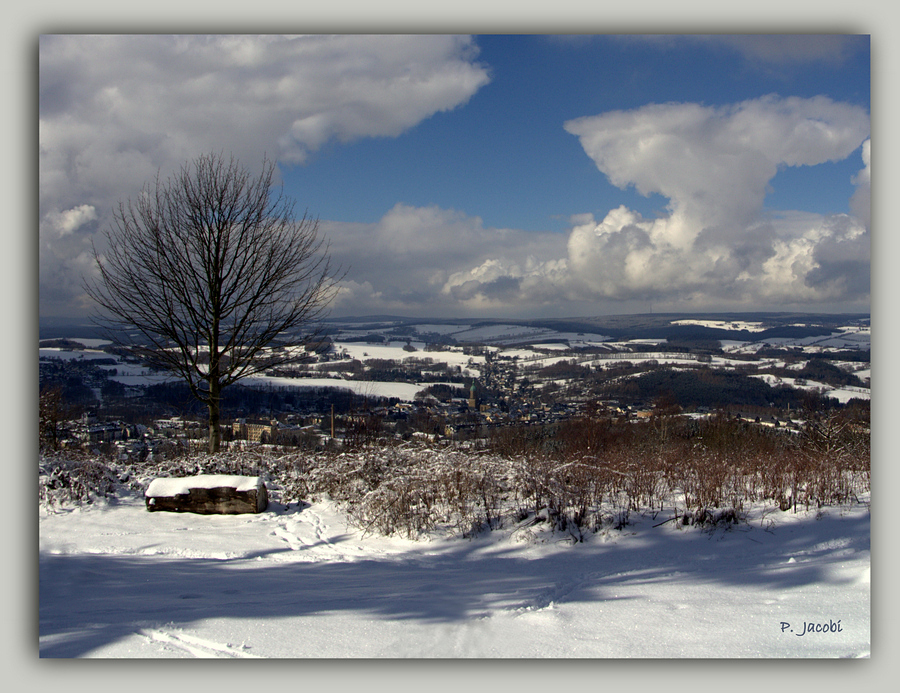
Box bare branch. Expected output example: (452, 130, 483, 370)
(84, 152, 343, 452)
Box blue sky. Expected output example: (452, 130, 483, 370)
(39, 34, 870, 319)
(284, 35, 869, 233)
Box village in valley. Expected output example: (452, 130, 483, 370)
(39, 312, 871, 461)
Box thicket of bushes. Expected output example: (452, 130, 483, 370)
(39, 411, 869, 541)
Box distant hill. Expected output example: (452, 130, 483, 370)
(39, 317, 106, 340)
(42, 311, 869, 345)
(323, 312, 868, 343)
(517, 312, 869, 340)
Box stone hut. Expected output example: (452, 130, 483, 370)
(145, 475, 268, 514)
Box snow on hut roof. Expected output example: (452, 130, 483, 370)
(145, 475, 263, 498)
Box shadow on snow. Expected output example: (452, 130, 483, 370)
(38, 508, 869, 657)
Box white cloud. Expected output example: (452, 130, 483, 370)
(565, 95, 869, 239)
(323, 203, 570, 316)
(325, 95, 869, 317)
(558, 95, 870, 310)
(40, 35, 870, 320)
(39, 35, 490, 317)
(40, 35, 488, 170)
(323, 158, 870, 317)
(43, 204, 97, 238)
(439, 256, 571, 313)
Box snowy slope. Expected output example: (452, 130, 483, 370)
(39, 491, 870, 658)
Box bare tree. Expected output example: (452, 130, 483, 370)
(85, 153, 341, 452)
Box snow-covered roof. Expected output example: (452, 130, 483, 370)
(145, 475, 263, 498)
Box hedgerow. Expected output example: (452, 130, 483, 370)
(39, 412, 869, 540)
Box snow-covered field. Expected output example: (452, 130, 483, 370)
(332, 341, 486, 373)
(249, 374, 427, 401)
(672, 319, 768, 332)
(752, 373, 871, 403)
(39, 488, 870, 659)
(721, 326, 871, 355)
(40, 341, 487, 402)
(41, 328, 872, 406)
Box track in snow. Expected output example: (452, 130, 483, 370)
(140, 628, 263, 658)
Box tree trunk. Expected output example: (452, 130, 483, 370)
(208, 316, 222, 453)
(208, 377, 221, 454)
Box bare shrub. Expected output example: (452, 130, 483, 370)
(40, 453, 119, 508)
(680, 506, 742, 528)
(39, 406, 869, 539)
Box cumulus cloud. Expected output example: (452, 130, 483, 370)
(442, 256, 570, 311)
(558, 95, 870, 310)
(43, 204, 97, 238)
(39, 35, 870, 319)
(322, 203, 570, 317)
(40, 35, 488, 171)
(328, 96, 870, 317)
(565, 95, 869, 238)
(39, 35, 490, 316)
(322, 100, 871, 317)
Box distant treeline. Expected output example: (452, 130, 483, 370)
(39, 338, 90, 350)
(143, 381, 394, 419)
(600, 367, 842, 411)
(780, 357, 867, 388)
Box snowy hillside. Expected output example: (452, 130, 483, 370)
(39, 485, 869, 658)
